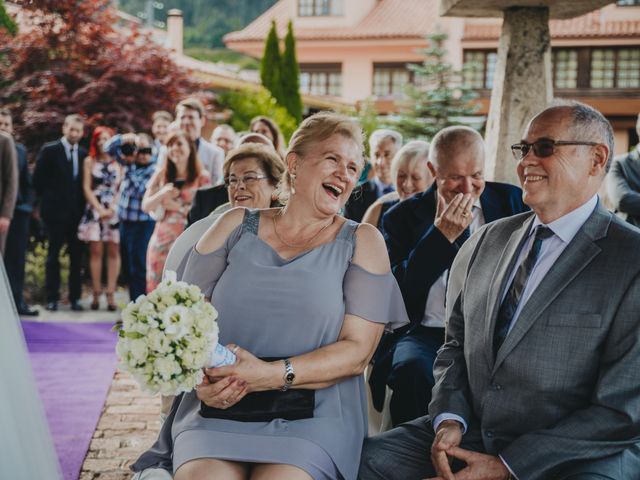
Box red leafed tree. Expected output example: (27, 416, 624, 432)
(0, 0, 195, 152)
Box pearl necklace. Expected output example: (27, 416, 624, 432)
(272, 209, 335, 249)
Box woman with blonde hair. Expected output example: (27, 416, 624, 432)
(132, 112, 408, 480)
(362, 140, 433, 231)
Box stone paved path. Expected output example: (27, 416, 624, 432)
(79, 370, 161, 480)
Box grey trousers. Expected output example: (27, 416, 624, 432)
(358, 416, 640, 480)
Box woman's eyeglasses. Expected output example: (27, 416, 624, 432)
(225, 174, 268, 188)
(510, 139, 600, 161)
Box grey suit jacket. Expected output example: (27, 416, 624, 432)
(433, 203, 640, 479)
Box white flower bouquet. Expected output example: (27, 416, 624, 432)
(114, 271, 236, 395)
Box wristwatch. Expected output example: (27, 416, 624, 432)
(281, 358, 295, 391)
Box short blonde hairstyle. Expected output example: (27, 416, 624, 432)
(279, 111, 364, 203)
(223, 143, 285, 188)
(391, 140, 430, 181)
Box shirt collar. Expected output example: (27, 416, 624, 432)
(60, 136, 75, 152)
(373, 177, 393, 194)
(531, 194, 598, 244)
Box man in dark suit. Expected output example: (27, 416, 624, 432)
(0, 109, 38, 316)
(360, 103, 640, 480)
(370, 126, 527, 426)
(187, 184, 229, 226)
(344, 129, 402, 222)
(33, 114, 87, 311)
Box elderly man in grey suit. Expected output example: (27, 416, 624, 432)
(359, 101, 640, 480)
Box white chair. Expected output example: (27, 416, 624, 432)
(364, 365, 393, 435)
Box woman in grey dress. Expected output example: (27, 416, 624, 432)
(132, 112, 409, 480)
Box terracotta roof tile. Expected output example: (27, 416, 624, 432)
(463, 9, 640, 40)
(224, 0, 438, 43)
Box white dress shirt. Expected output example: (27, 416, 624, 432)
(421, 199, 484, 328)
(60, 136, 79, 178)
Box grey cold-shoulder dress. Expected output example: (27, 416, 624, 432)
(131, 209, 409, 480)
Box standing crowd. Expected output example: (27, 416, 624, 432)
(1, 99, 639, 480)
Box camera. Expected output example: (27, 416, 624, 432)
(120, 143, 137, 156)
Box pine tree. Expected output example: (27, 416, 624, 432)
(394, 32, 479, 140)
(280, 20, 303, 123)
(260, 20, 283, 104)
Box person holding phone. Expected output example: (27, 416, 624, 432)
(142, 130, 210, 292)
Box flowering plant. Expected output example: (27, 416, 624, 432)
(114, 271, 235, 395)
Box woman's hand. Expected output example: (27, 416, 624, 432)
(204, 345, 281, 394)
(195, 375, 248, 409)
(98, 207, 115, 220)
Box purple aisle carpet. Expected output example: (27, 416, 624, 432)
(22, 321, 118, 480)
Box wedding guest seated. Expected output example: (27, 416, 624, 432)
(344, 129, 403, 222)
(142, 130, 210, 292)
(362, 140, 433, 232)
(368, 126, 527, 427)
(131, 111, 409, 480)
(187, 132, 275, 226)
(166, 142, 284, 280)
(250, 115, 286, 158)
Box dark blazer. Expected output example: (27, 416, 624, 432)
(382, 181, 528, 324)
(343, 179, 379, 222)
(33, 140, 86, 224)
(187, 184, 229, 226)
(367, 182, 527, 411)
(14, 143, 34, 214)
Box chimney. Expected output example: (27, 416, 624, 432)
(167, 9, 183, 55)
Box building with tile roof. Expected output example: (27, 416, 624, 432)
(226, 0, 640, 152)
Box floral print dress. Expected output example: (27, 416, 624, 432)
(145, 171, 210, 292)
(77, 158, 121, 243)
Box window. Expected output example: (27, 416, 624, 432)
(552, 49, 579, 88)
(299, 64, 342, 96)
(463, 50, 498, 89)
(298, 0, 343, 17)
(616, 0, 640, 6)
(372, 64, 416, 97)
(591, 48, 640, 88)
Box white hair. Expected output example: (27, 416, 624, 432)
(369, 129, 403, 152)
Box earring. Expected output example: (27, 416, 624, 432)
(290, 172, 296, 195)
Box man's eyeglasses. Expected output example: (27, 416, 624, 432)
(225, 173, 268, 188)
(510, 139, 600, 161)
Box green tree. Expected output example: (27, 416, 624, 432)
(393, 32, 479, 140)
(260, 20, 283, 104)
(280, 20, 303, 123)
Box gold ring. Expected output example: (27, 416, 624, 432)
(222, 399, 229, 405)
(461, 211, 469, 218)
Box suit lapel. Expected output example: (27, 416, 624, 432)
(411, 186, 437, 244)
(484, 214, 534, 367)
(492, 204, 611, 374)
(479, 185, 506, 223)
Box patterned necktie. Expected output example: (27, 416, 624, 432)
(493, 225, 554, 355)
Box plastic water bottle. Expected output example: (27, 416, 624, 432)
(207, 343, 237, 367)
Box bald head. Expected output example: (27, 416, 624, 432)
(429, 126, 484, 168)
(531, 102, 613, 173)
(428, 126, 486, 203)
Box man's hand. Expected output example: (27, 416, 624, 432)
(430, 420, 463, 480)
(429, 447, 511, 480)
(434, 193, 475, 243)
(0, 217, 10, 233)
